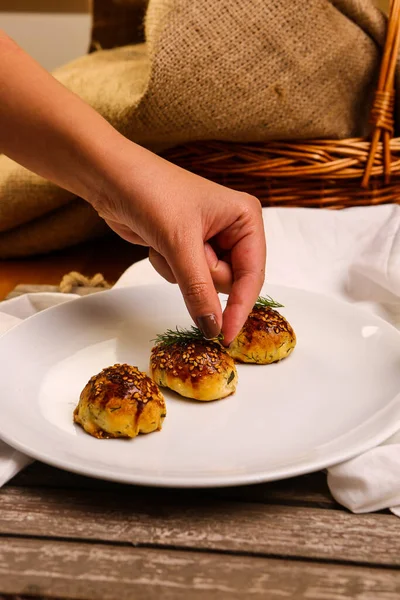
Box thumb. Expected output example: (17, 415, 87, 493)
(204, 242, 233, 294)
(165, 236, 222, 340)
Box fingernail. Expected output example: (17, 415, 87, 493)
(197, 314, 221, 339)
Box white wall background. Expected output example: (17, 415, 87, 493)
(0, 9, 91, 71)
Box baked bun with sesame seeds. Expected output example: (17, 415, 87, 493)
(228, 296, 296, 364)
(150, 327, 238, 401)
(74, 364, 166, 439)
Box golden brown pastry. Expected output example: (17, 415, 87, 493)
(150, 328, 238, 401)
(228, 297, 296, 364)
(74, 364, 166, 439)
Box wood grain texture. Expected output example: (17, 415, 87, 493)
(1, 537, 400, 600)
(0, 236, 148, 301)
(216, 472, 334, 508)
(1, 487, 398, 566)
(10, 462, 334, 506)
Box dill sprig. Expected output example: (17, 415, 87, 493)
(152, 296, 282, 347)
(153, 326, 223, 347)
(254, 295, 284, 309)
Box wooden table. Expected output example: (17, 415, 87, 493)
(0, 235, 148, 301)
(1, 239, 400, 599)
(1, 465, 400, 599)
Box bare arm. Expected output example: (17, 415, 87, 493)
(0, 31, 266, 343)
(0, 29, 125, 202)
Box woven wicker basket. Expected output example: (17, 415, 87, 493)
(91, 0, 400, 209)
(161, 1, 400, 209)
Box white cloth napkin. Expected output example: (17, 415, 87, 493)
(1, 204, 400, 515)
(0, 293, 77, 485)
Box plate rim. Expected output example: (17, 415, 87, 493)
(1, 282, 400, 488)
(1, 406, 399, 488)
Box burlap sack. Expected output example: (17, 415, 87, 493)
(0, 0, 396, 258)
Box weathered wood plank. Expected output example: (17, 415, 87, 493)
(216, 472, 334, 508)
(0, 487, 398, 566)
(10, 462, 334, 507)
(1, 538, 400, 600)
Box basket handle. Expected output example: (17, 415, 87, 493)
(362, 0, 400, 188)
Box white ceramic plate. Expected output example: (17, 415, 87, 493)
(1, 283, 400, 488)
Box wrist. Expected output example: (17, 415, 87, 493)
(71, 127, 125, 207)
(80, 128, 147, 212)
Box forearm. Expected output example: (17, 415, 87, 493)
(0, 30, 131, 204)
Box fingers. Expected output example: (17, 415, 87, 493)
(164, 234, 223, 339)
(149, 243, 233, 292)
(204, 242, 233, 294)
(103, 181, 265, 347)
(149, 248, 177, 283)
(220, 199, 266, 345)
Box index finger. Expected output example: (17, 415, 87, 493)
(221, 221, 266, 345)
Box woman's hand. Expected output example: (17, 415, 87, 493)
(92, 144, 266, 345)
(0, 31, 266, 344)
